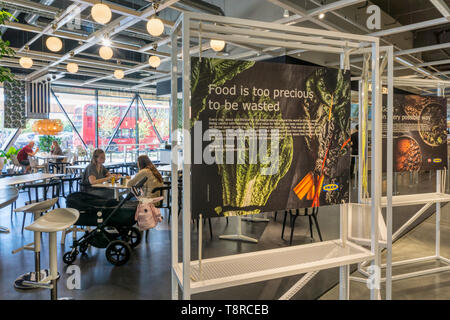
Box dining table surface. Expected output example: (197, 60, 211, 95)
(34, 153, 67, 160)
(0, 173, 64, 187)
(0, 186, 19, 233)
(0, 186, 19, 209)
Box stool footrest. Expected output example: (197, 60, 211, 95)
(12, 242, 35, 254)
(22, 280, 53, 289)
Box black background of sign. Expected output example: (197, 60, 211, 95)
(190, 58, 351, 218)
(381, 94, 447, 172)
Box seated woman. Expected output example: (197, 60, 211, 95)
(50, 140, 63, 161)
(81, 149, 119, 198)
(127, 155, 163, 198)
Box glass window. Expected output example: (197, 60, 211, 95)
(50, 87, 96, 156)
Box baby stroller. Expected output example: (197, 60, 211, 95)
(63, 177, 147, 266)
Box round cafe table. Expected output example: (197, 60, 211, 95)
(0, 186, 19, 233)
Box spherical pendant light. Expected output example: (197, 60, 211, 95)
(114, 69, 124, 79)
(67, 62, 78, 73)
(148, 55, 160, 68)
(19, 57, 33, 69)
(146, 17, 164, 37)
(210, 39, 225, 52)
(46, 36, 63, 52)
(91, 3, 112, 24)
(99, 46, 113, 60)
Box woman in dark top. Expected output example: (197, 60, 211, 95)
(81, 149, 119, 198)
(50, 140, 64, 162)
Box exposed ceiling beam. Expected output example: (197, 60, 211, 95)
(395, 58, 450, 70)
(18, 3, 89, 52)
(430, 0, 450, 21)
(70, 0, 175, 27)
(266, 0, 343, 31)
(25, 0, 180, 81)
(0, 0, 59, 15)
(307, 0, 366, 16)
(368, 17, 449, 37)
(53, 79, 156, 93)
(396, 42, 450, 56)
(287, 0, 366, 25)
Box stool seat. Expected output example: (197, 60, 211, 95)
(14, 198, 58, 213)
(25, 208, 79, 233)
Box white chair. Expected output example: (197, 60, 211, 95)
(24, 208, 79, 299)
(12, 198, 59, 289)
(29, 156, 46, 173)
(10, 154, 26, 173)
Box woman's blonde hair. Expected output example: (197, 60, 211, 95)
(91, 149, 105, 166)
(137, 155, 163, 183)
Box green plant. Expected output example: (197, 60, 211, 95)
(0, 146, 18, 160)
(38, 135, 62, 152)
(0, 11, 17, 83)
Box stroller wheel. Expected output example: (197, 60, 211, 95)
(63, 251, 78, 265)
(121, 227, 142, 249)
(105, 240, 131, 266)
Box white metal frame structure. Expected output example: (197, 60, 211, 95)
(170, 11, 382, 300)
(348, 59, 450, 299)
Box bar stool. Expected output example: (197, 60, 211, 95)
(13, 198, 59, 289)
(24, 208, 79, 300)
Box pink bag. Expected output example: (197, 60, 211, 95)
(135, 197, 164, 231)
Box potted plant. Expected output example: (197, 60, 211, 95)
(0, 146, 18, 172)
(0, 11, 17, 83)
(38, 135, 62, 153)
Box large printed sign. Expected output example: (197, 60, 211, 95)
(190, 58, 351, 218)
(382, 94, 447, 172)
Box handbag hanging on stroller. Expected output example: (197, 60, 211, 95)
(63, 177, 148, 266)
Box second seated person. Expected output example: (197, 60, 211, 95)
(127, 155, 163, 198)
(81, 149, 119, 198)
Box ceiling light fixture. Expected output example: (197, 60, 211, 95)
(19, 56, 33, 69)
(91, 2, 112, 24)
(148, 55, 160, 68)
(210, 39, 225, 52)
(147, 2, 164, 37)
(114, 69, 124, 79)
(67, 62, 78, 73)
(318, 12, 325, 19)
(147, 17, 164, 37)
(99, 46, 113, 60)
(283, 9, 289, 18)
(46, 36, 63, 52)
